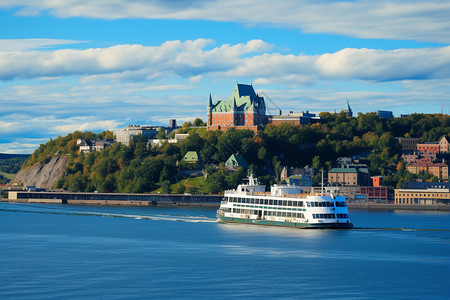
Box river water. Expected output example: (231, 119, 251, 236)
(1, 202, 449, 299)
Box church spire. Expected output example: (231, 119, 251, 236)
(342, 99, 353, 117)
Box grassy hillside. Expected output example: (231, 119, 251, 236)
(0, 171, 15, 180)
(0, 154, 30, 183)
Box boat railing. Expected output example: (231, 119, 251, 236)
(224, 190, 257, 196)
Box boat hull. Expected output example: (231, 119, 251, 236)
(217, 213, 353, 229)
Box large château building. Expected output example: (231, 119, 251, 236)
(207, 83, 266, 132)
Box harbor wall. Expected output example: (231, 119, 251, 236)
(3, 191, 450, 211)
(5, 191, 222, 207)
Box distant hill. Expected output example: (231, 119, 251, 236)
(0, 154, 31, 177)
(0, 153, 30, 159)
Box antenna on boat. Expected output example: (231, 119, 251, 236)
(248, 170, 255, 185)
(321, 168, 324, 196)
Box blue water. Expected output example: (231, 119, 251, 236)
(1, 202, 449, 299)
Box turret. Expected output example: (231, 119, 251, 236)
(207, 94, 213, 112)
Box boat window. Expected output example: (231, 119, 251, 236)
(299, 201, 303, 207)
(269, 200, 273, 205)
(288, 200, 293, 206)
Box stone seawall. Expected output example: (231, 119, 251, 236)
(5, 191, 222, 207)
(4, 191, 450, 211)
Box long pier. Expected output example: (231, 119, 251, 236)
(6, 191, 223, 206)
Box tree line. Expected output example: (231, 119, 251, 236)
(21, 113, 450, 193)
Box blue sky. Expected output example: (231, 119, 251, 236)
(0, 0, 449, 153)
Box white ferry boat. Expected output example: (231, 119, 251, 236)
(216, 173, 353, 229)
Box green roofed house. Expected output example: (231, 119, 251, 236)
(225, 153, 249, 169)
(182, 151, 199, 163)
(328, 166, 372, 186)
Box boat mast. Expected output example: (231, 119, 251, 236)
(321, 168, 324, 196)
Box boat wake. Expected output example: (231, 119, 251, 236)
(0, 203, 218, 223)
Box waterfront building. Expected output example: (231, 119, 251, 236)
(207, 83, 266, 132)
(328, 165, 370, 186)
(395, 182, 450, 205)
(267, 111, 320, 126)
(304, 186, 392, 203)
(371, 176, 383, 187)
(285, 174, 313, 187)
(115, 125, 160, 146)
(328, 168, 358, 186)
(397, 137, 419, 151)
(416, 142, 440, 154)
(360, 186, 391, 203)
(406, 160, 448, 180)
(439, 136, 450, 153)
(377, 110, 393, 119)
(280, 166, 314, 181)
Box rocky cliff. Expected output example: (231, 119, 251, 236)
(11, 156, 68, 189)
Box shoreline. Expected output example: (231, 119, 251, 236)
(347, 203, 450, 211)
(0, 193, 450, 212)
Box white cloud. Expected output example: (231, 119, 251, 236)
(315, 47, 450, 81)
(226, 46, 450, 83)
(1, 39, 449, 83)
(52, 120, 122, 134)
(0, 39, 272, 80)
(0, 39, 86, 51)
(1, 0, 449, 43)
(0, 142, 41, 154)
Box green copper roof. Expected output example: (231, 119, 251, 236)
(329, 168, 357, 173)
(182, 151, 198, 162)
(209, 83, 265, 113)
(225, 153, 249, 168)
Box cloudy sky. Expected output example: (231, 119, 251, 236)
(1, 0, 449, 153)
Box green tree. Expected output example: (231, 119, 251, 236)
(193, 118, 205, 127)
(156, 128, 167, 139)
(160, 180, 171, 194)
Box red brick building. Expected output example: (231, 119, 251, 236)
(416, 142, 440, 154)
(406, 159, 448, 180)
(207, 83, 266, 132)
